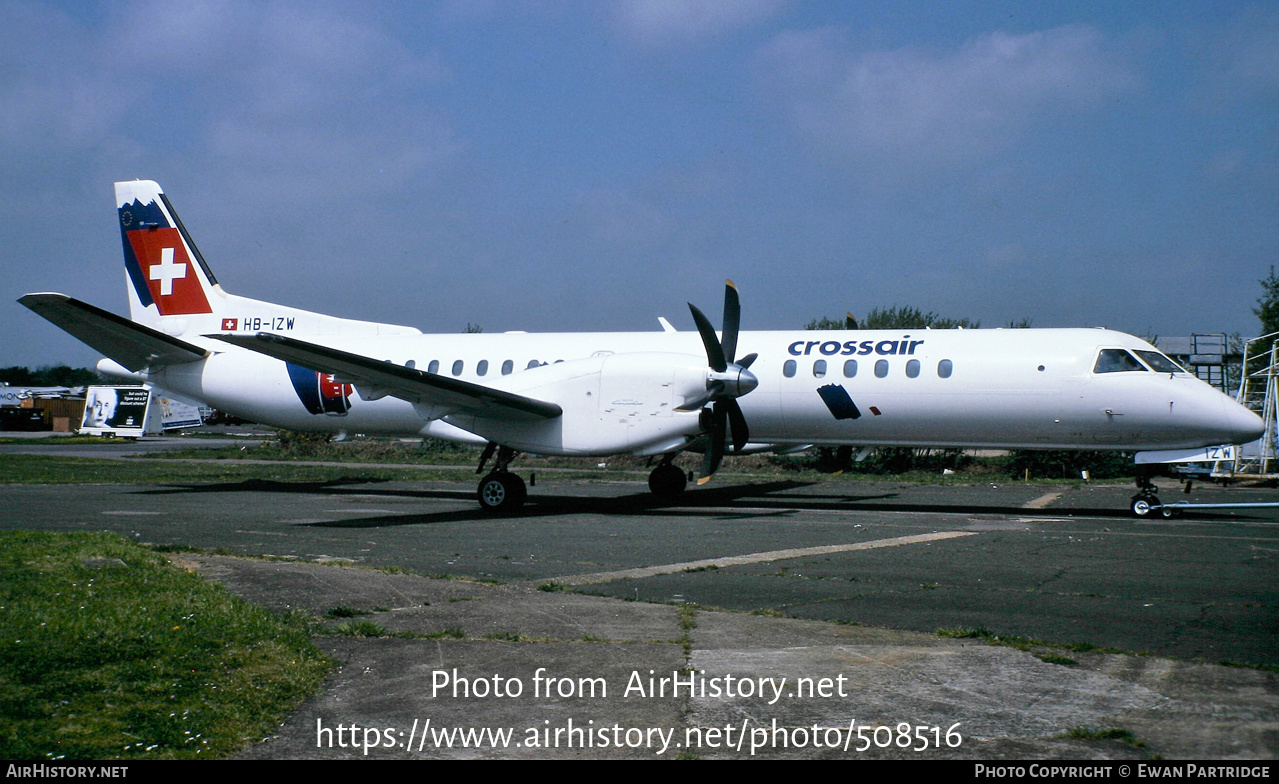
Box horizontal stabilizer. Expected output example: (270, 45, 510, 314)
(212, 332, 563, 422)
(19, 293, 208, 372)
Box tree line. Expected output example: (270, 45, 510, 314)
(0, 366, 102, 387)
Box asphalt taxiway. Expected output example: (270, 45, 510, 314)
(2, 446, 1277, 758)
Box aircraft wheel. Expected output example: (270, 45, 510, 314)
(648, 462, 687, 498)
(478, 471, 527, 513)
(1130, 495, 1157, 518)
(1160, 505, 1179, 519)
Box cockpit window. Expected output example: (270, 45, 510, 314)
(1135, 350, 1185, 373)
(1093, 349, 1147, 374)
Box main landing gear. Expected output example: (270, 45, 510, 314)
(648, 455, 688, 499)
(476, 443, 527, 514)
(1130, 471, 1179, 518)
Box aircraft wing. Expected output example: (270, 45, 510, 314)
(19, 293, 209, 372)
(212, 332, 563, 422)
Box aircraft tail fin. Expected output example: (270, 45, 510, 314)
(114, 180, 420, 338)
(116, 180, 224, 326)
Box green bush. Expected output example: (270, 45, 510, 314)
(1002, 450, 1135, 480)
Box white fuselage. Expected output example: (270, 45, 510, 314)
(146, 326, 1261, 456)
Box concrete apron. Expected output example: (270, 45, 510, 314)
(181, 556, 1278, 760)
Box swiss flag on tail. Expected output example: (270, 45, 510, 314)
(125, 228, 212, 315)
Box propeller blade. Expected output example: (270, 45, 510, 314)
(674, 380, 724, 412)
(721, 280, 741, 365)
(688, 281, 754, 482)
(725, 398, 749, 453)
(688, 302, 727, 373)
(698, 403, 727, 483)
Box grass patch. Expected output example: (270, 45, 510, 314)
(0, 531, 330, 760)
(331, 620, 388, 638)
(678, 604, 698, 632)
(0, 454, 475, 485)
(324, 606, 371, 619)
(677, 604, 698, 658)
(537, 581, 568, 593)
(936, 626, 992, 639)
(149, 436, 478, 466)
(484, 632, 525, 642)
(937, 626, 1135, 657)
(0, 436, 120, 446)
(1036, 652, 1078, 666)
(427, 627, 466, 640)
(1065, 726, 1144, 748)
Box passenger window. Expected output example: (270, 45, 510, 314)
(938, 359, 953, 378)
(405, 359, 416, 370)
(906, 359, 920, 378)
(843, 360, 857, 378)
(427, 360, 439, 374)
(526, 359, 540, 369)
(874, 359, 888, 378)
(813, 359, 827, 378)
(502, 360, 513, 375)
(1136, 350, 1184, 373)
(783, 359, 797, 378)
(477, 360, 488, 377)
(452, 360, 463, 376)
(1094, 349, 1147, 374)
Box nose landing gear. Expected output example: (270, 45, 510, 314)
(1130, 472, 1179, 518)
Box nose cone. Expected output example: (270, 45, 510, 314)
(1221, 397, 1266, 444)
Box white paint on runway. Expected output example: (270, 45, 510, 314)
(545, 531, 979, 586)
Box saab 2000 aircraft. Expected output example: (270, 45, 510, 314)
(20, 180, 1265, 515)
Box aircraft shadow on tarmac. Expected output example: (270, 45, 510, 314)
(126, 476, 1179, 527)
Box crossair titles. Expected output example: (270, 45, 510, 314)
(788, 337, 924, 357)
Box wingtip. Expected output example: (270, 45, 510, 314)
(18, 292, 70, 307)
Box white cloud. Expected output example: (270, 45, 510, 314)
(756, 25, 1140, 169)
(613, 0, 788, 46)
(0, 2, 453, 173)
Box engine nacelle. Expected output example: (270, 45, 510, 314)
(448, 351, 709, 455)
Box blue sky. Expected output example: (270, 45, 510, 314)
(2, 1, 1276, 368)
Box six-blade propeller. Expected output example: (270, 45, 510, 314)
(680, 281, 759, 484)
